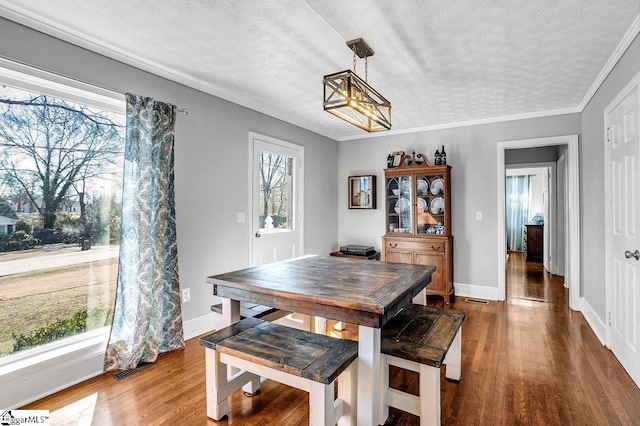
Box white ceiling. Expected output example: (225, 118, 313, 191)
(0, 1, 638, 141)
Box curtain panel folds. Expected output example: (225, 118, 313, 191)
(104, 93, 184, 372)
(506, 175, 531, 252)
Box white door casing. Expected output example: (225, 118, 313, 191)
(249, 133, 304, 267)
(605, 73, 640, 388)
(497, 135, 580, 309)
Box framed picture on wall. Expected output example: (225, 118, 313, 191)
(348, 175, 376, 209)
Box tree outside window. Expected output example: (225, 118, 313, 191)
(0, 83, 125, 358)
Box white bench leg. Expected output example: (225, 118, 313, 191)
(308, 380, 333, 426)
(419, 364, 440, 426)
(378, 354, 390, 423)
(205, 349, 229, 420)
(338, 359, 358, 426)
(443, 327, 462, 381)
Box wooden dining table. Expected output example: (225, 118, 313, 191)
(206, 255, 435, 426)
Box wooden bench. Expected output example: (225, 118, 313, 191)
(379, 305, 465, 426)
(199, 317, 358, 426)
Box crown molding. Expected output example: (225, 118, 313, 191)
(337, 106, 581, 141)
(0, 5, 340, 140)
(1, 5, 637, 142)
(577, 14, 640, 112)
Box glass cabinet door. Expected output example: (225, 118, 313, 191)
(416, 173, 446, 235)
(386, 176, 412, 233)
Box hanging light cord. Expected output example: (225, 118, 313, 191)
(351, 48, 369, 82)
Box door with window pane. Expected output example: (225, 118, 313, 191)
(251, 135, 303, 266)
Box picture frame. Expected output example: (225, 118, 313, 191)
(348, 175, 376, 209)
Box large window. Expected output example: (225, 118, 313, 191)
(0, 65, 125, 361)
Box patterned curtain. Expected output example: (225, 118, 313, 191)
(506, 175, 531, 252)
(104, 94, 184, 372)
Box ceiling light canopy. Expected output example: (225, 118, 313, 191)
(323, 38, 391, 132)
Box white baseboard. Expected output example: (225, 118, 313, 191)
(1, 313, 216, 409)
(453, 282, 500, 301)
(579, 297, 607, 345)
(183, 312, 216, 340)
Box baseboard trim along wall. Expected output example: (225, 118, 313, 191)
(579, 297, 607, 345)
(453, 282, 500, 301)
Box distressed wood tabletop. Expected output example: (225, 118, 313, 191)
(206, 255, 435, 328)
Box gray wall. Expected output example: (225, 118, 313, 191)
(0, 17, 339, 327)
(339, 34, 639, 317)
(581, 34, 639, 318)
(505, 145, 562, 164)
(338, 114, 581, 292)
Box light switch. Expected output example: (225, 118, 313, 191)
(476, 211, 483, 221)
(237, 212, 246, 223)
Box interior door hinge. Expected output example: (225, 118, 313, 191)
(606, 127, 610, 143)
(608, 311, 612, 326)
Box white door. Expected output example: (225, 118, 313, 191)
(250, 134, 303, 267)
(606, 74, 640, 387)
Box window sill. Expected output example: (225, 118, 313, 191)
(0, 328, 110, 408)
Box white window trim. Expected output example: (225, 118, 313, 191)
(0, 58, 125, 408)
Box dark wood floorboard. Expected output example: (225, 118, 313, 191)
(22, 252, 640, 425)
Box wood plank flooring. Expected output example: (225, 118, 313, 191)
(23, 252, 640, 425)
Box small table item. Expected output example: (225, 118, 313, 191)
(330, 250, 380, 260)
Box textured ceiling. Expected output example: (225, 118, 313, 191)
(0, 0, 638, 140)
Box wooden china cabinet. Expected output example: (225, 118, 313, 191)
(381, 153, 454, 304)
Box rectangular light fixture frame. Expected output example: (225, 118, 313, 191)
(323, 69, 391, 132)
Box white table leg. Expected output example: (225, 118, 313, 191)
(357, 325, 380, 426)
(218, 298, 260, 394)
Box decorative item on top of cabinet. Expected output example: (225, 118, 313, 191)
(382, 152, 454, 304)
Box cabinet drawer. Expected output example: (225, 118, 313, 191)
(383, 238, 446, 254)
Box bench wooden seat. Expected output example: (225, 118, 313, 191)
(210, 302, 289, 321)
(200, 317, 358, 425)
(379, 305, 465, 426)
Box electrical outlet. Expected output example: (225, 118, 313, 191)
(476, 211, 483, 220)
(237, 212, 246, 223)
(181, 288, 191, 303)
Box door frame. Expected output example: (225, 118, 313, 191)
(248, 132, 304, 266)
(497, 135, 580, 309)
(604, 72, 639, 348)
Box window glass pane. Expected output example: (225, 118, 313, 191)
(0, 82, 125, 359)
(258, 151, 292, 232)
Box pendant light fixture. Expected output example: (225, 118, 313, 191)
(323, 38, 391, 132)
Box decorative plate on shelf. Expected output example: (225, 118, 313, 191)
(394, 197, 410, 214)
(417, 178, 429, 195)
(430, 178, 444, 195)
(400, 178, 411, 193)
(418, 197, 427, 212)
(430, 197, 445, 214)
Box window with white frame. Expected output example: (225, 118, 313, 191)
(0, 62, 125, 363)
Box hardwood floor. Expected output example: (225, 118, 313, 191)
(23, 252, 640, 425)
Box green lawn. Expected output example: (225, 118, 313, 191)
(0, 258, 117, 357)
